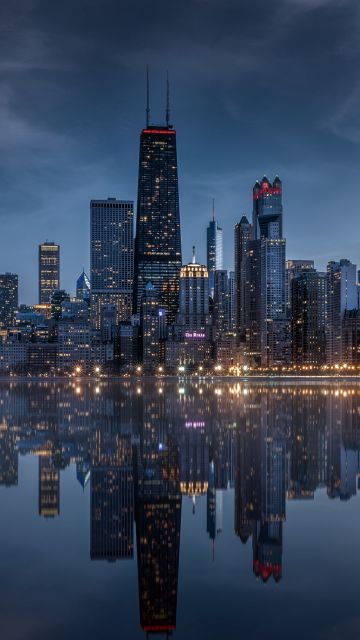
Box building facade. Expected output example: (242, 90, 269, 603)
(90, 198, 134, 329)
(133, 122, 182, 324)
(207, 215, 223, 299)
(0, 273, 18, 328)
(39, 242, 60, 304)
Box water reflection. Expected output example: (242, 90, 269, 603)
(1, 381, 360, 637)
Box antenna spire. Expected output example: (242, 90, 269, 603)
(146, 65, 150, 127)
(166, 71, 170, 127)
(192, 245, 196, 264)
(212, 198, 215, 223)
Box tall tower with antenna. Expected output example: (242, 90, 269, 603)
(133, 69, 182, 324)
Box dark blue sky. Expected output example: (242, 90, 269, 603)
(1, 0, 359, 303)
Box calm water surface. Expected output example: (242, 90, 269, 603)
(0, 380, 360, 640)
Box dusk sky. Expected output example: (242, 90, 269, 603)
(1, 0, 360, 303)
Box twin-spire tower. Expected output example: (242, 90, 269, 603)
(133, 69, 182, 324)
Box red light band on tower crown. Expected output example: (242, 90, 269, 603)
(253, 186, 282, 200)
(143, 626, 176, 632)
(142, 129, 176, 135)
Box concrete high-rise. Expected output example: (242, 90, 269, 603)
(0, 273, 18, 328)
(90, 198, 134, 329)
(39, 242, 60, 305)
(133, 79, 182, 324)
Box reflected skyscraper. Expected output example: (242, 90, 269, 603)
(90, 430, 134, 561)
(39, 456, 60, 518)
(135, 438, 182, 635)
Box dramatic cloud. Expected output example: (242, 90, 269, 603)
(0, 0, 359, 302)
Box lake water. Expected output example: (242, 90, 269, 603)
(0, 379, 360, 639)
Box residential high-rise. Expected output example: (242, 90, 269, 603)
(133, 83, 182, 324)
(207, 207, 223, 299)
(0, 273, 18, 328)
(285, 260, 314, 316)
(234, 216, 252, 338)
(291, 269, 327, 365)
(326, 259, 357, 364)
(39, 242, 60, 305)
(90, 198, 134, 329)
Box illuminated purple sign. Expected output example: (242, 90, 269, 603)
(184, 331, 205, 339)
(185, 421, 206, 429)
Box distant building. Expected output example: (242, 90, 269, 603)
(90, 198, 134, 329)
(39, 242, 60, 305)
(0, 273, 18, 328)
(76, 269, 90, 303)
(51, 289, 70, 322)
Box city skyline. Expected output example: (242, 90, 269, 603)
(2, 1, 360, 303)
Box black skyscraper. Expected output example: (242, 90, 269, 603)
(133, 74, 182, 324)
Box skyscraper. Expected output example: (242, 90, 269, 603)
(207, 205, 223, 299)
(133, 77, 182, 324)
(76, 268, 90, 303)
(253, 176, 283, 240)
(249, 177, 286, 366)
(39, 242, 60, 305)
(178, 248, 210, 332)
(0, 273, 18, 328)
(234, 216, 252, 339)
(285, 260, 314, 316)
(326, 259, 357, 364)
(291, 268, 327, 365)
(140, 282, 165, 367)
(213, 270, 229, 338)
(90, 198, 134, 329)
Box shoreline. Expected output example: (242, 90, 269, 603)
(1, 374, 360, 382)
